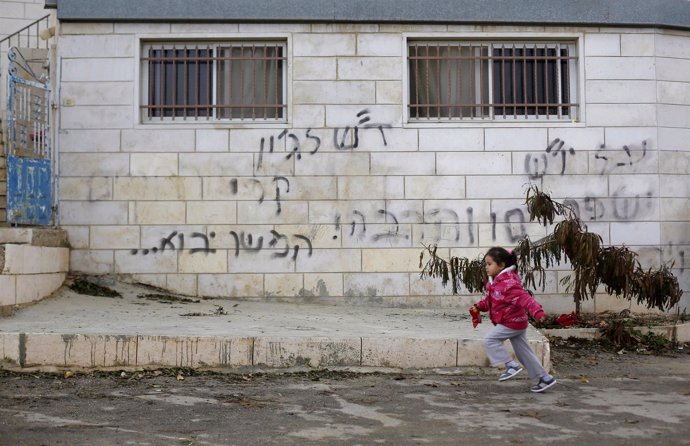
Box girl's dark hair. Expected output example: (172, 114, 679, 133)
(485, 247, 517, 268)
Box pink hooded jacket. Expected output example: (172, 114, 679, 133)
(474, 266, 545, 330)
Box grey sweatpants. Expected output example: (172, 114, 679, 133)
(483, 324, 547, 381)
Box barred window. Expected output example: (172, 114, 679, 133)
(141, 41, 286, 121)
(408, 41, 578, 121)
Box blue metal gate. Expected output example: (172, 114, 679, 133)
(5, 47, 52, 225)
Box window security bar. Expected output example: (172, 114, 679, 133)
(408, 41, 578, 121)
(141, 42, 286, 121)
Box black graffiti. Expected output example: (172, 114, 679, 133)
(612, 191, 653, 221)
(334, 209, 415, 243)
(257, 133, 279, 170)
(273, 176, 290, 215)
(230, 176, 291, 214)
(595, 140, 648, 175)
(129, 192, 662, 263)
(546, 138, 575, 175)
(525, 138, 649, 179)
(160, 231, 183, 252)
(280, 130, 302, 161)
(258, 128, 320, 167)
(488, 208, 530, 243)
(333, 125, 359, 150)
(190, 232, 217, 255)
(333, 109, 391, 150)
(583, 197, 606, 221)
(350, 210, 367, 237)
(562, 190, 654, 222)
(230, 231, 264, 254)
(130, 231, 215, 256)
(504, 209, 527, 242)
(229, 230, 313, 260)
(257, 109, 391, 166)
(306, 128, 321, 155)
(333, 206, 525, 245)
(349, 207, 473, 245)
(292, 235, 313, 260)
(524, 153, 548, 180)
(331, 206, 483, 245)
(402, 209, 426, 240)
(524, 138, 575, 180)
(268, 230, 313, 260)
(466, 207, 475, 244)
(426, 208, 461, 243)
(132, 229, 313, 261)
(242, 178, 264, 204)
(333, 214, 341, 240)
(372, 209, 409, 242)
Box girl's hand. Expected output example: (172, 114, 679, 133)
(469, 306, 482, 328)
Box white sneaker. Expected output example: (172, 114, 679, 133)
(498, 365, 523, 381)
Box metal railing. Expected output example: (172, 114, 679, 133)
(0, 15, 52, 52)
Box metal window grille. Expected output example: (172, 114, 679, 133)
(141, 42, 286, 121)
(408, 41, 578, 121)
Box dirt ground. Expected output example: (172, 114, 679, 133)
(1, 342, 689, 446)
(549, 337, 690, 376)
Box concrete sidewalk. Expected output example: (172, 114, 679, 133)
(0, 281, 550, 371)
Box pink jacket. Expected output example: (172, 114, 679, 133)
(474, 266, 545, 330)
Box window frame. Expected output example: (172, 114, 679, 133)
(402, 33, 585, 127)
(135, 35, 291, 127)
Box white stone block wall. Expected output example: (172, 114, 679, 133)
(54, 22, 690, 312)
(655, 31, 690, 312)
(0, 244, 69, 306)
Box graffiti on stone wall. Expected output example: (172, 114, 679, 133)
(127, 118, 662, 264)
(131, 231, 217, 256)
(229, 230, 312, 260)
(257, 109, 391, 169)
(524, 138, 576, 179)
(229, 176, 290, 215)
(524, 138, 649, 179)
(127, 205, 561, 258)
(130, 229, 313, 261)
(561, 188, 655, 222)
(595, 140, 647, 175)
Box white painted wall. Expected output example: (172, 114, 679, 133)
(54, 22, 690, 312)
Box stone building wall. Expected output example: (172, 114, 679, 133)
(54, 22, 690, 311)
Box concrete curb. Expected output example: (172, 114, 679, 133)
(542, 322, 690, 343)
(0, 332, 551, 372)
(541, 328, 601, 340)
